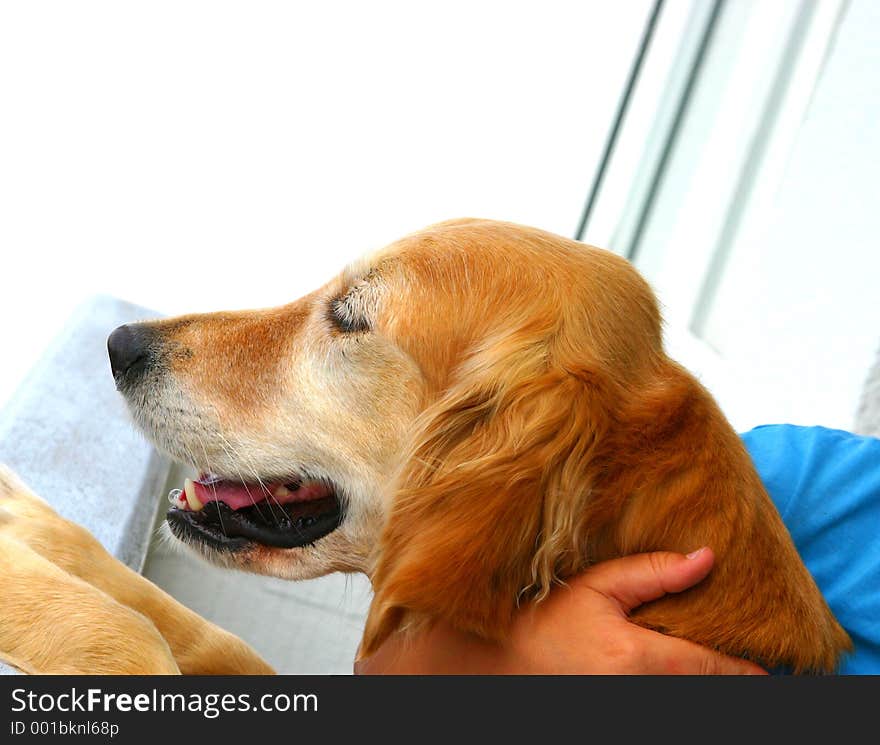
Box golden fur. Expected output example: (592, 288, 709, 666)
(0, 219, 851, 673)
(0, 467, 272, 674)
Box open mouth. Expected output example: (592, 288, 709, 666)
(165, 474, 343, 552)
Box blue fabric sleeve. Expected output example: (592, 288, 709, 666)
(741, 424, 880, 674)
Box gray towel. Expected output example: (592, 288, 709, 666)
(0, 296, 168, 674)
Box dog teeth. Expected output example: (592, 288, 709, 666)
(167, 488, 187, 509)
(272, 485, 291, 498)
(184, 478, 203, 511)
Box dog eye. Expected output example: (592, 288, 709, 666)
(329, 298, 370, 334)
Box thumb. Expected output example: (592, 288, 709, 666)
(579, 547, 715, 615)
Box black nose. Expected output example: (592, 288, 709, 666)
(107, 324, 154, 383)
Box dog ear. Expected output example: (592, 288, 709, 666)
(360, 337, 616, 657)
(361, 341, 853, 671)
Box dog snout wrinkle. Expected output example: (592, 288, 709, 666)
(107, 324, 155, 384)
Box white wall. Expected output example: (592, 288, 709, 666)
(0, 0, 650, 408)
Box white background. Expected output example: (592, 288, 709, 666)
(0, 1, 651, 409)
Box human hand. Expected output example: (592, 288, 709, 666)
(355, 547, 767, 674)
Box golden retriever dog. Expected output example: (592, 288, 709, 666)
(0, 219, 851, 674)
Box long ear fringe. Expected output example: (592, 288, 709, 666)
(361, 351, 853, 672)
(360, 356, 613, 657)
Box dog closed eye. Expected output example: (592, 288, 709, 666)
(328, 296, 370, 334)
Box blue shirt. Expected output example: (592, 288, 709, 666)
(741, 424, 880, 674)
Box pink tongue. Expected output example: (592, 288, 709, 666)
(192, 479, 330, 510)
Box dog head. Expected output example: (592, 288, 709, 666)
(111, 218, 662, 571)
(111, 218, 849, 671)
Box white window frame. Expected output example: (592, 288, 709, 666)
(578, 0, 848, 430)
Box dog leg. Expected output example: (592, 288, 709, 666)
(0, 466, 274, 674)
(0, 533, 180, 674)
